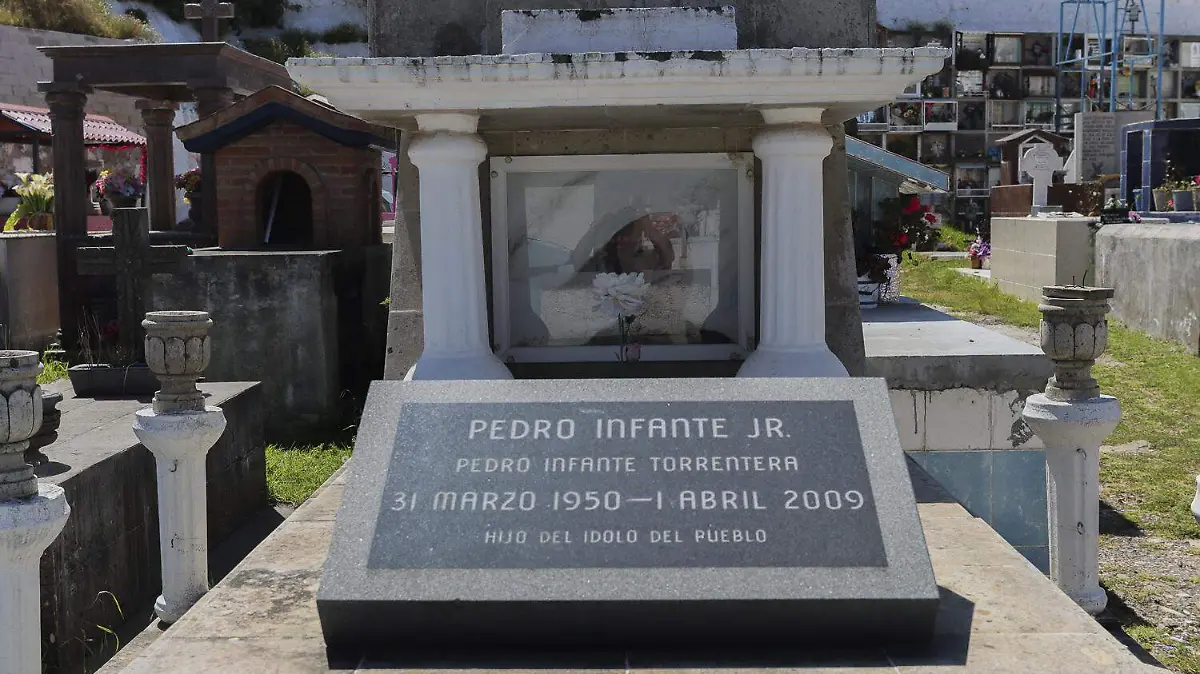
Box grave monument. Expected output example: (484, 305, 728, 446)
(293, 4, 948, 658)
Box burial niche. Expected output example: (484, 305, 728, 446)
(259, 170, 314, 247)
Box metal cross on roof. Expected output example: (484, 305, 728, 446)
(184, 0, 234, 42)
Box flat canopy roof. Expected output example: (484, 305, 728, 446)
(0, 102, 146, 146)
(38, 43, 294, 103)
(847, 137, 949, 192)
(287, 47, 950, 130)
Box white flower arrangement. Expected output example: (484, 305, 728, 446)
(591, 272, 649, 318)
(592, 272, 650, 362)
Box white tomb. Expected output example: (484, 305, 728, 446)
(289, 38, 948, 380)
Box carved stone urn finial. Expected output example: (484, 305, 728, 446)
(0, 351, 44, 501)
(143, 311, 213, 415)
(1037, 286, 1115, 402)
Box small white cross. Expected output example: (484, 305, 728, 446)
(1020, 144, 1064, 208)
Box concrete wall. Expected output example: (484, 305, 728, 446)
(878, 0, 1200, 36)
(991, 216, 1099, 304)
(150, 248, 391, 433)
(0, 25, 143, 132)
(368, 0, 877, 56)
(1096, 223, 1200, 355)
(0, 232, 59, 350)
(40, 383, 264, 674)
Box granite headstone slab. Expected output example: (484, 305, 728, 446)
(319, 378, 938, 653)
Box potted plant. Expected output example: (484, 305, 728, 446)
(1171, 179, 1195, 212)
(66, 318, 159, 397)
(95, 168, 144, 209)
(1191, 175, 1200, 209)
(857, 195, 938, 308)
(1100, 197, 1129, 224)
(3, 173, 54, 231)
(174, 167, 203, 227)
(967, 236, 991, 269)
(1152, 185, 1172, 211)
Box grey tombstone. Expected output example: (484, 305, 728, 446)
(318, 378, 939, 654)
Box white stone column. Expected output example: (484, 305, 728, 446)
(405, 113, 511, 381)
(739, 109, 848, 378)
(132, 312, 227, 624)
(1023, 286, 1120, 616)
(0, 351, 70, 674)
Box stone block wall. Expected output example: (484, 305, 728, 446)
(368, 0, 877, 57)
(991, 216, 1098, 303)
(0, 24, 143, 132)
(1096, 223, 1200, 355)
(0, 232, 59, 350)
(213, 119, 382, 249)
(150, 248, 390, 434)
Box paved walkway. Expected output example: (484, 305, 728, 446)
(113, 460, 1159, 673)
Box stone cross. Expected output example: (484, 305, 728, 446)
(76, 209, 192, 364)
(1020, 144, 1064, 209)
(184, 0, 234, 42)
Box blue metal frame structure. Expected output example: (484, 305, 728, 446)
(1055, 0, 1166, 127)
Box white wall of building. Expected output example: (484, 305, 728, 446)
(879, 0, 1200, 37)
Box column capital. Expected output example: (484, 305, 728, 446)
(760, 107, 825, 126)
(137, 99, 179, 112)
(138, 103, 177, 126)
(42, 88, 89, 116)
(408, 131, 486, 167)
(752, 125, 832, 159)
(415, 113, 480, 134)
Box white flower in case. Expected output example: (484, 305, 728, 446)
(592, 272, 649, 318)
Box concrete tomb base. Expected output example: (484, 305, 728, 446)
(108, 462, 1157, 673)
(149, 248, 390, 434)
(35, 380, 265, 674)
(1096, 223, 1200, 355)
(990, 216, 1098, 304)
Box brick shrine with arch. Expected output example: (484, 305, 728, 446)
(175, 86, 397, 250)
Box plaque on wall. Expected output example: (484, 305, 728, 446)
(318, 378, 938, 653)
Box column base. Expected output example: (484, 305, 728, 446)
(155, 593, 193, 624)
(405, 351, 513, 381)
(737, 346, 849, 378)
(1067, 585, 1108, 616)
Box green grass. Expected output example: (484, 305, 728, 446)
(937, 224, 976, 252)
(38, 358, 67, 385)
(902, 257, 1200, 538)
(265, 442, 351, 506)
(0, 0, 156, 40)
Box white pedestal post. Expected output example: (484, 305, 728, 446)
(132, 312, 227, 624)
(1022, 286, 1120, 616)
(0, 351, 70, 674)
(738, 108, 848, 378)
(405, 113, 511, 381)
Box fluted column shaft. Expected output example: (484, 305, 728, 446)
(405, 114, 510, 380)
(739, 111, 848, 378)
